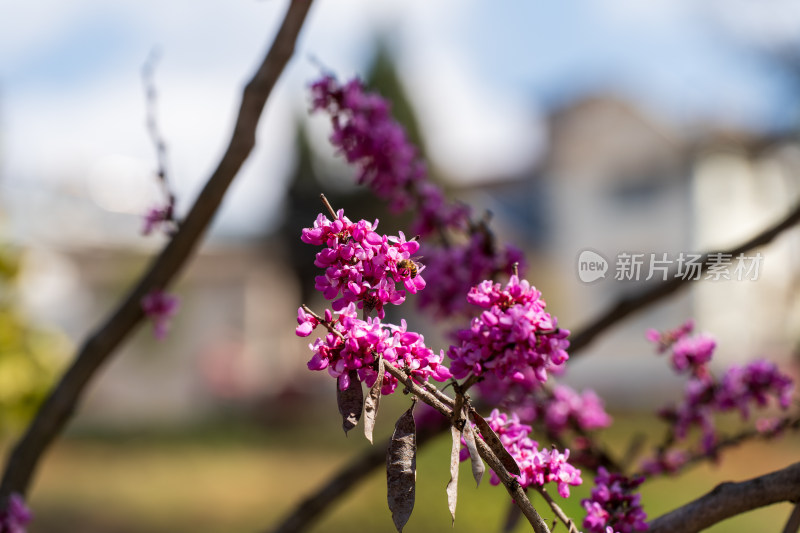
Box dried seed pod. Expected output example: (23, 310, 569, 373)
(387, 403, 417, 532)
(446, 425, 460, 524)
(461, 410, 484, 487)
(364, 355, 385, 444)
(337, 370, 362, 435)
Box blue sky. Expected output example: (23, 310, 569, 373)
(2, 0, 800, 239)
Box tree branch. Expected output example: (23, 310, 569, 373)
(0, 0, 314, 504)
(647, 461, 800, 533)
(569, 201, 800, 354)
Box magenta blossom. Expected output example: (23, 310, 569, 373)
(670, 334, 716, 377)
(310, 75, 468, 238)
(142, 204, 172, 236)
(141, 289, 180, 340)
(301, 209, 425, 319)
(298, 303, 450, 394)
(542, 385, 613, 435)
(645, 319, 694, 353)
(657, 359, 794, 456)
(465, 409, 582, 497)
(640, 449, 689, 476)
(310, 75, 525, 319)
(582, 468, 648, 533)
(417, 236, 525, 318)
(447, 276, 570, 392)
(0, 493, 32, 533)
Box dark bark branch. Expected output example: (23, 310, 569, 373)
(647, 461, 800, 533)
(0, 0, 314, 504)
(569, 201, 800, 354)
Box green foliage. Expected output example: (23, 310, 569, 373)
(0, 245, 67, 434)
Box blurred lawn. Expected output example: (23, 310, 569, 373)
(3, 409, 798, 533)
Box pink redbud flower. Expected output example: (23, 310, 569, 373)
(301, 210, 424, 318)
(542, 385, 613, 435)
(755, 417, 783, 435)
(310, 75, 526, 320)
(0, 493, 32, 533)
(310, 76, 468, 238)
(298, 303, 450, 394)
(447, 276, 569, 392)
(646, 319, 694, 353)
(582, 468, 648, 533)
(142, 205, 172, 236)
(640, 449, 689, 476)
(467, 409, 582, 496)
(670, 334, 716, 376)
(716, 359, 794, 417)
(657, 359, 793, 455)
(417, 236, 525, 318)
(141, 289, 180, 340)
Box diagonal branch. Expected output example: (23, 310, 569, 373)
(0, 0, 314, 504)
(569, 201, 800, 354)
(647, 461, 800, 533)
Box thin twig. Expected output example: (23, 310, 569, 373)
(534, 486, 580, 533)
(0, 0, 315, 505)
(320, 193, 337, 219)
(142, 48, 172, 193)
(647, 461, 800, 533)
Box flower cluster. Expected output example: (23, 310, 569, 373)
(660, 359, 794, 450)
(447, 276, 570, 392)
(538, 385, 613, 435)
(645, 319, 694, 353)
(716, 359, 794, 417)
(310, 76, 523, 319)
(647, 320, 714, 377)
(417, 234, 525, 318)
(141, 289, 180, 340)
(582, 468, 648, 533)
(639, 449, 689, 476)
(0, 493, 32, 533)
(297, 303, 450, 394)
(301, 210, 424, 318)
(467, 409, 582, 497)
(646, 323, 795, 466)
(310, 76, 468, 237)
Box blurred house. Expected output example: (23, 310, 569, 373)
(461, 95, 800, 405)
(691, 134, 800, 366)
